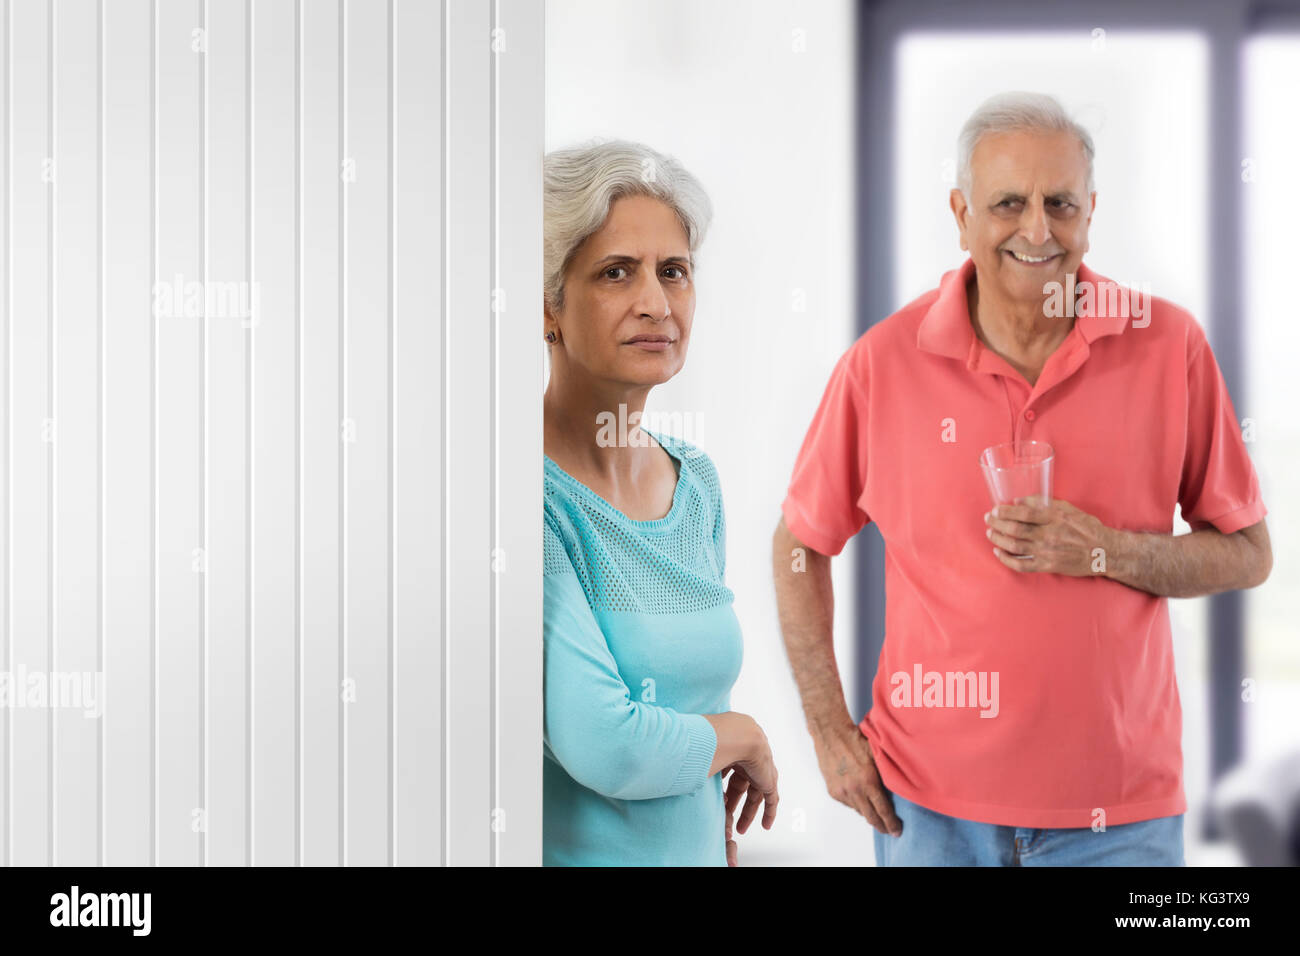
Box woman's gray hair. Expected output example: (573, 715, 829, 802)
(957, 91, 1096, 198)
(544, 139, 713, 315)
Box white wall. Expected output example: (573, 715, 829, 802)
(0, 0, 542, 867)
(547, 0, 866, 865)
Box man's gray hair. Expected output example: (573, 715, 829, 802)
(956, 91, 1096, 198)
(544, 139, 712, 314)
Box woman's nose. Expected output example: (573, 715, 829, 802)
(631, 268, 671, 319)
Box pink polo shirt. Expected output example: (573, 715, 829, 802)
(782, 256, 1266, 828)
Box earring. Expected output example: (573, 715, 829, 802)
(545, 331, 556, 343)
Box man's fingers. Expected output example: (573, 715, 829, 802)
(987, 514, 1037, 540)
(830, 782, 880, 830)
(993, 545, 1037, 571)
(998, 499, 1051, 523)
(822, 735, 901, 835)
(988, 526, 1032, 555)
(848, 791, 886, 833)
(839, 780, 899, 836)
(865, 786, 902, 836)
(852, 740, 902, 835)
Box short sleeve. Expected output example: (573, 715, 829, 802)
(1177, 331, 1267, 534)
(781, 349, 871, 556)
(542, 511, 718, 800)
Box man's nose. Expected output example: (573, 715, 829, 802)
(1019, 201, 1051, 247)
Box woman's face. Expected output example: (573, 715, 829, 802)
(548, 193, 695, 389)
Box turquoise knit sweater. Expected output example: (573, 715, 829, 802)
(542, 429, 743, 866)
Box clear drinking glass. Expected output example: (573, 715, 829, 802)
(979, 440, 1054, 509)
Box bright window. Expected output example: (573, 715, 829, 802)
(1243, 34, 1300, 761)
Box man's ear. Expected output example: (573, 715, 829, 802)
(1081, 192, 1097, 255)
(949, 188, 970, 252)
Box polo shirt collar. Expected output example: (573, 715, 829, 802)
(916, 256, 1132, 366)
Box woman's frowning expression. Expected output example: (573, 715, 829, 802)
(548, 193, 695, 388)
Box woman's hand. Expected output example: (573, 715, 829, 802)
(704, 712, 778, 864)
(719, 723, 779, 863)
(720, 764, 773, 867)
(725, 803, 738, 866)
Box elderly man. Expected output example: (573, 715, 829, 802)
(773, 91, 1271, 866)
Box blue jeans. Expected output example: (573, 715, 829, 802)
(873, 791, 1185, 866)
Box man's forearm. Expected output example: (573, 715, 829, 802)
(1103, 522, 1269, 598)
(772, 520, 854, 736)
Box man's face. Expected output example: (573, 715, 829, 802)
(547, 193, 695, 389)
(950, 129, 1096, 306)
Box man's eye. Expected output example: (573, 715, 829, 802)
(663, 266, 686, 280)
(604, 266, 627, 279)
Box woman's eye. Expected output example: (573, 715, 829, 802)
(663, 266, 685, 280)
(604, 266, 626, 280)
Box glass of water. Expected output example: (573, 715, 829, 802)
(979, 440, 1054, 509)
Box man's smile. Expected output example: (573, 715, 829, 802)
(1004, 250, 1062, 265)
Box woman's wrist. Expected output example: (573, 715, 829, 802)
(704, 712, 758, 774)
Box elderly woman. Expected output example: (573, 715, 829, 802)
(541, 140, 778, 866)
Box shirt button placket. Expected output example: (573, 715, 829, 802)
(1016, 405, 1035, 442)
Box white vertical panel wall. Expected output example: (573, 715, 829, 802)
(0, 0, 542, 867)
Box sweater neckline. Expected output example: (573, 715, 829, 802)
(544, 428, 688, 533)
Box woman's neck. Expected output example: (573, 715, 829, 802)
(543, 371, 656, 480)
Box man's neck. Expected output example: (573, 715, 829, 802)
(967, 274, 1075, 361)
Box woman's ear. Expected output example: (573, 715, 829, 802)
(543, 299, 561, 344)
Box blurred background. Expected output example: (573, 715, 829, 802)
(547, 0, 1299, 865)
